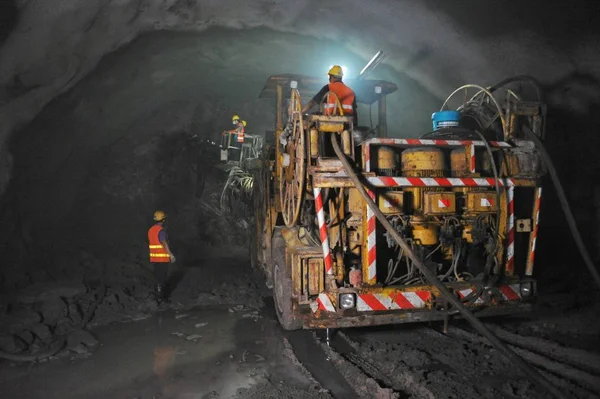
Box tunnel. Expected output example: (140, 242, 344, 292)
(1, 1, 600, 398)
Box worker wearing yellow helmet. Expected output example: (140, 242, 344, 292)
(302, 65, 358, 125)
(148, 210, 176, 303)
(229, 114, 247, 143)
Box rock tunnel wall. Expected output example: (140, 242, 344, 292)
(0, 0, 599, 290)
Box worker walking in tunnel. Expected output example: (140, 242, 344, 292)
(302, 65, 358, 125)
(148, 210, 176, 303)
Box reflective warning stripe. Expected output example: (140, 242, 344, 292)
(499, 284, 522, 301)
(149, 245, 164, 249)
(457, 288, 485, 305)
(364, 138, 513, 148)
(316, 293, 335, 312)
(367, 176, 514, 187)
(150, 253, 170, 258)
(469, 144, 476, 174)
(364, 142, 371, 172)
(357, 291, 431, 311)
(366, 190, 377, 284)
(314, 188, 333, 275)
(311, 284, 525, 313)
(526, 187, 542, 276)
(505, 186, 515, 275)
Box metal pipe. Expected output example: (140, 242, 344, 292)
(330, 133, 567, 399)
(276, 83, 283, 131)
(378, 95, 387, 137)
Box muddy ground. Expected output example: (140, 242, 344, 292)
(0, 251, 330, 399)
(1, 246, 599, 399)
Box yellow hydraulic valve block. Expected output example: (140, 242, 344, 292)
(401, 147, 445, 174)
(376, 146, 398, 176)
(402, 148, 445, 212)
(411, 216, 439, 246)
(450, 147, 470, 177)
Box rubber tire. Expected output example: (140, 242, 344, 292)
(271, 229, 302, 330)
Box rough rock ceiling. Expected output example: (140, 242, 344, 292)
(1, 0, 599, 139)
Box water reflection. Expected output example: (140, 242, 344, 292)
(153, 313, 176, 396)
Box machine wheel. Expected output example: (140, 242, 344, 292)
(279, 89, 306, 227)
(271, 229, 302, 330)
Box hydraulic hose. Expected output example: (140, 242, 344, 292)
(487, 75, 599, 289)
(330, 133, 566, 399)
(523, 127, 600, 290)
(487, 75, 547, 139)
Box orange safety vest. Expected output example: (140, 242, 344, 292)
(148, 224, 170, 263)
(324, 82, 355, 116)
(236, 122, 245, 143)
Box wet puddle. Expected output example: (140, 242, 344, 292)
(0, 305, 314, 399)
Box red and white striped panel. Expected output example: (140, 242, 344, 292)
(364, 138, 513, 148)
(499, 284, 522, 301)
(505, 186, 515, 275)
(367, 176, 514, 188)
(357, 291, 431, 311)
(469, 144, 476, 174)
(366, 190, 377, 284)
(313, 188, 334, 275)
(316, 293, 335, 312)
(526, 187, 542, 276)
(457, 288, 485, 305)
(363, 142, 371, 172)
(312, 284, 525, 313)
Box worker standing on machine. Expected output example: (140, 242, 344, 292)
(302, 65, 358, 125)
(148, 210, 176, 303)
(229, 114, 246, 144)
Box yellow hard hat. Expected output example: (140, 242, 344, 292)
(153, 210, 166, 222)
(242, 120, 247, 127)
(328, 65, 343, 78)
(232, 114, 240, 121)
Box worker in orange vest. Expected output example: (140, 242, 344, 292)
(230, 114, 246, 143)
(148, 210, 176, 302)
(302, 65, 358, 125)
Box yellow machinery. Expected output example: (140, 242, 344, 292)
(219, 130, 264, 169)
(251, 75, 546, 330)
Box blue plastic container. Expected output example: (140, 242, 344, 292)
(431, 110, 461, 131)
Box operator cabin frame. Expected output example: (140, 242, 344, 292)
(258, 74, 542, 329)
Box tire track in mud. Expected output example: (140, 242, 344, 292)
(328, 330, 435, 399)
(336, 324, 600, 399)
(444, 324, 600, 398)
(284, 330, 359, 399)
(483, 323, 600, 375)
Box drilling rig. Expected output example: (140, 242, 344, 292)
(251, 74, 546, 330)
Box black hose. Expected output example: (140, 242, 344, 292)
(488, 75, 544, 103)
(523, 126, 600, 290)
(470, 129, 502, 283)
(330, 133, 567, 399)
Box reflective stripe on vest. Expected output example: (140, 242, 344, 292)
(236, 123, 245, 142)
(323, 104, 353, 110)
(324, 82, 355, 116)
(148, 224, 170, 263)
